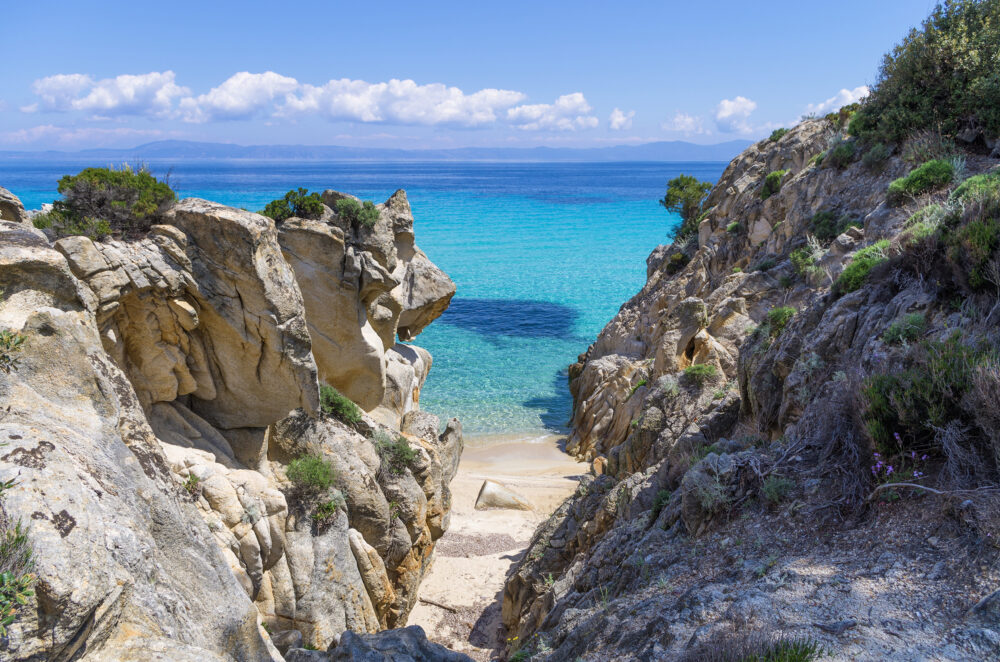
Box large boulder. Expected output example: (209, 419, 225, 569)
(0, 186, 28, 224)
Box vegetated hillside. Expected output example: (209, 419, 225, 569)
(500, 4, 1000, 659)
(0, 179, 465, 660)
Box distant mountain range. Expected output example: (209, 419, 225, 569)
(0, 139, 753, 163)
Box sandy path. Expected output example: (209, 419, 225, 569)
(408, 436, 586, 660)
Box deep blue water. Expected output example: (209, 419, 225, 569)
(0, 159, 724, 440)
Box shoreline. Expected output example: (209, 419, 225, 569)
(409, 434, 586, 660)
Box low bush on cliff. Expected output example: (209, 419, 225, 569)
(373, 431, 419, 476)
(286, 454, 337, 495)
(760, 170, 788, 201)
(951, 172, 1000, 202)
(665, 251, 691, 275)
(834, 240, 890, 295)
(849, 0, 1000, 144)
(0, 480, 34, 637)
(336, 198, 381, 228)
(683, 363, 717, 385)
(40, 165, 175, 239)
(768, 128, 789, 143)
(811, 210, 862, 243)
(660, 174, 713, 241)
(862, 143, 892, 170)
(679, 629, 824, 662)
(861, 333, 998, 468)
(887, 159, 955, 206)
(0, 330, 26, 374)
(824, 137, 857, 169)
(259, 188, 324, 223)
(883, 313, 927, 345)
(311, 491, 346, 528)
(320, 385, 362, 426)
(765, 306, 796, 337)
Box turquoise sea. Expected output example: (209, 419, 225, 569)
(1, 160, 724, 441)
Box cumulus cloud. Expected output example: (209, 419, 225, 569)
(662, 112, 708, 135)
(22, 71, 598, 132)
(1, 124, 167, 146)
(506, 93, 599, 131)
(805, 86, 869, 116)
(608, 108, 635, 131)
(280, 78, 525, 126)
(715, 96, 757, 133)
(25, 72, 189, 117)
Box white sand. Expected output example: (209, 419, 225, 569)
(408, 435, 586, 660)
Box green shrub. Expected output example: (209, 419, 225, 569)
(374, 431, 418, 476)
(628, 378, 648, 398)
(726, 221, 741, 234)
(952, 217, 1000, 288)
(0, 480, 34, 637)
(183, 474, 201, 495)
(825, 138, 857, 169)
(761, 476, 794, 504)
(52, 165, 175, 237)
(951, 172, 1000, 202)
(810, 210, 862, 243)
(286, 454, 337, 495)
(660, 174, 713, 241)
(834, 240, 890, 295)
(883, 313, 927, 345)
(0, 330, 26, 374)
(887, 159, 955, 206)
(335, 198, 381, 228)
(683, 363, 718, 385)
(760, 170, 788, 200)
(651, 489, 671, 520)
(861, 333, 996, 455)
(319, 385, 362, 425)
(790, 247, 818, 278)
(862, 143, 891, 170)
(259, 188, 324, 223)
(753, 258, 776, 272)
(664, 251, 690, 275)
(680, 631, 823, 662)
(769, 128, 790, 143)
(808, 150, 827, 167)
(849, 0, 1000, 144)
(311, 491, 346, 526)
(765, 306, 796, 337)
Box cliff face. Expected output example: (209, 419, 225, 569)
(0, 190, 458, 659)
(502, 120, 1000, 661)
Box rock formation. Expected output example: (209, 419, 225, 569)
(0, 189, 459, 660)
(502, 119, 1000, 660)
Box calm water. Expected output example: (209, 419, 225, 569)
(1, 160, 724, 440)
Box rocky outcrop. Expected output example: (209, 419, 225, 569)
(502, 120, 1000, 661)
(0, 186, 461, 659)
(0, 186, 28, 224)
(277, 190, 453, 423)
(285, 625, 474, 661)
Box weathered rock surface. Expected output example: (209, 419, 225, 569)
(0, 186, 464, 659)
(502, 120, 1000, 661)
(0, 186, 28, 224)
(286, 625, 474, 662)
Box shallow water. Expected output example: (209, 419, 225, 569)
(1, 160, 724, 440)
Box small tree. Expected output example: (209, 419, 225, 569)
(660, 175, 713, 240)
(259, 188, 324, 223)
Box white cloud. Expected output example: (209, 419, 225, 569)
(506, 93, 599, 131)
(608, 108, 635, 131)
(715, 96, 757, 133)
(662, 112, 708, 135)
(26, 71, 189, 117)
(805, 85, 869, 116)
(1, 124, 167, 146)
(179, 71, 299, 122)
(280, 78, 525, 126)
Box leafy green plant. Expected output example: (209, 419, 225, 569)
(51, 164, 175, 237)
(0, 330, 26, 373)
(834, 240, 890, 295)
(848, 0, 1000, 144)
(760, 170, 788, 200)
(660, 174, 713, 241)
(259, 188, 324, 222)
(761, 476, 794, 504)
(335, 198, 381, 228)
(0, 479, 34, 637)
(825, 137, 856, 169)
(810, 210, 862, 243)
(311, 491, 346, 526)
(862, 143, 891, 170)
(651, 489, 671, 520)
(286, 454, 337, 495)
(765, 306, 796, 337)
(726, 221, 741, 234)
(183, 474, 201, 495)
(808, 150, 827, 167)
(769, 128, 789, 142)
(681, 631, 824, 662)
(628, 379, 648, 398)
(664, 251, 690, 275)
(373, 431, 418, 476)
(753, 258, 776, 272)
(951, 172, 1000, 202)
(684, 363, 718, 385)
(883, 313, 927, 345)
(887, 159, 955, 206)
(319, 385, 362, 426)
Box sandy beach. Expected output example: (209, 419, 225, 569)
(408, 435, 586, 660)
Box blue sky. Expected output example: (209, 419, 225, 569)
(1, 0, 937, 150)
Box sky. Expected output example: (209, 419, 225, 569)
(0, 0, 939, 151)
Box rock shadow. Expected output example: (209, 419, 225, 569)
(522, 367, 573, 434)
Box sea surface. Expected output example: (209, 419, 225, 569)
(1, 160, 725, 442)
